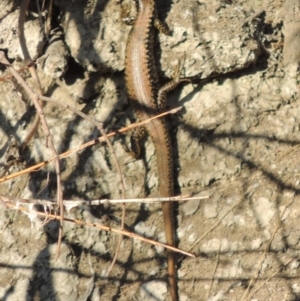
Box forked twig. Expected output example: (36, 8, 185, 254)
(0, 50, 63, 260)
(0, 62, 182, 264)
(18, 0, 64, 260)
(18, 0, 44, 152)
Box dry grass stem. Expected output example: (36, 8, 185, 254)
(0, 195, 208, 209)
(183, 197, 243, 259)
(3, 202, 195, 258)
(207, 240, 221, 299)
(0, 106, 183, 183)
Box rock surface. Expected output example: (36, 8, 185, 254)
(1, 0, 300, 301)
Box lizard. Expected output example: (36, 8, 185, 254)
(125, 0, 190, 300)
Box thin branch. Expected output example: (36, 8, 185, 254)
(242, 197, 295, 301)
(0, 105, 183, 183)
(18, 0, 44, 152)
(42, 90, 129, 275)
(38, 94, 182, 129)
(243, 257, 294, 301)
(0, 63, 34, 81)
(2, 201, 195, 258)
(18, 0, 64, 259)
(241, 224, 281, 301)
(0, 194, 208, 210)
(0, 50, 63, 260)
(207, 240, 221, 299)
(100, 121, 127, 277)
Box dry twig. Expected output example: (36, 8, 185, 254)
(17, 0, 64, 260)
(207, 240, 221, 299)
(2, 200, 195, 258)
(18, 0, 44, 152)
(0, 194, 207, 209)
(0, 50, 64, 260)
(0, 106, 182, 183)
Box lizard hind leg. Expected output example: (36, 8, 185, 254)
(129, 126, 146, 158)
(154, 18, 171, 35)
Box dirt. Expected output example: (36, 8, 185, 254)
(1, 0, 300, 300)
